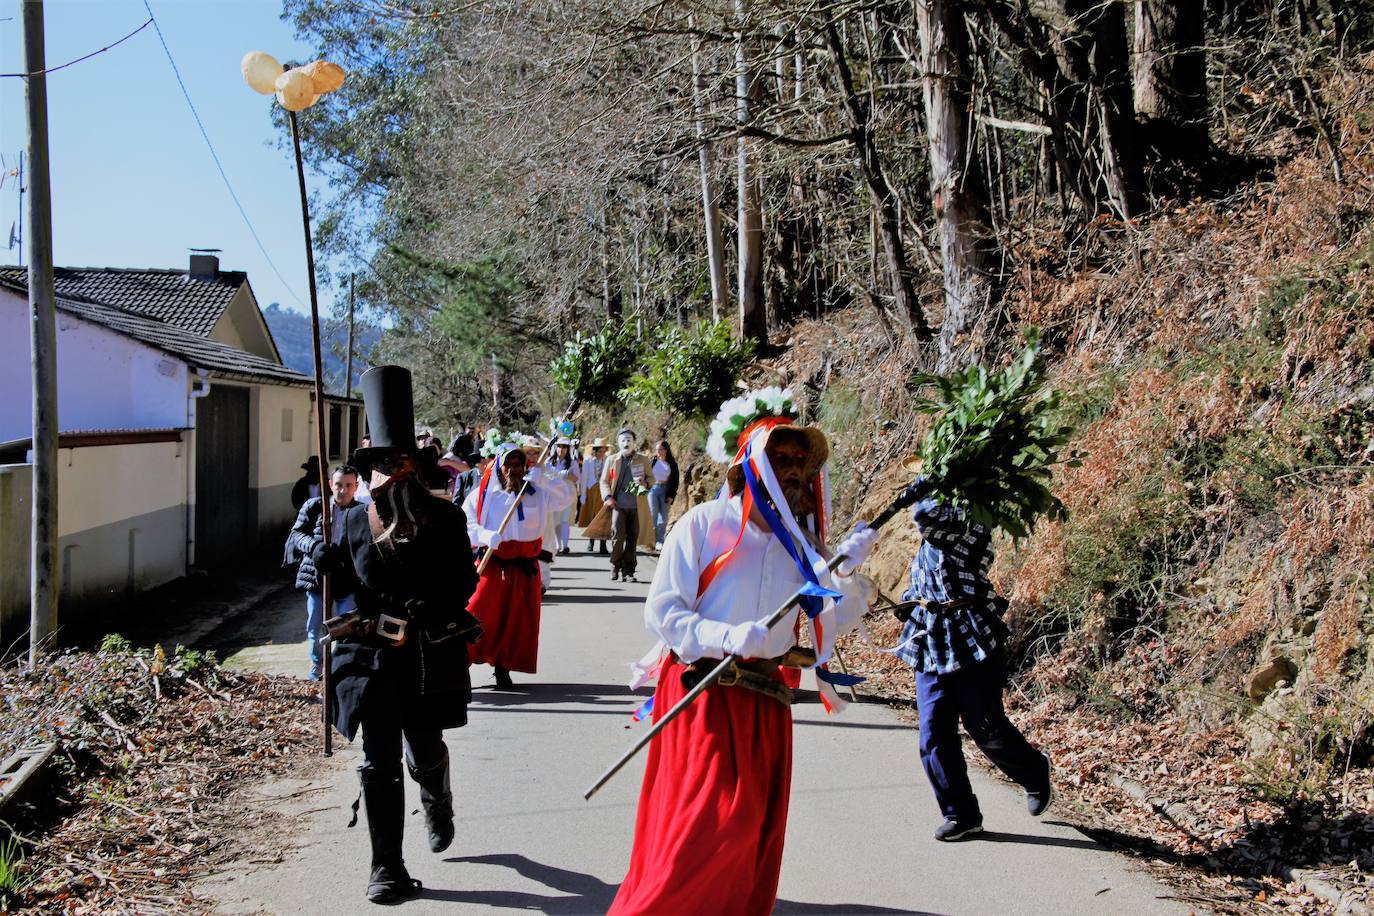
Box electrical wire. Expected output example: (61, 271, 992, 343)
(140, 0, 307, 308)
(0, 17, 153, 78)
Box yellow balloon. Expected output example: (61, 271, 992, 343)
(302, 60, 346, 94)
(275, 69, 315, 111)
(241, 50, 282, 95)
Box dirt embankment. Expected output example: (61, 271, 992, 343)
(749, 59, 1374, 916)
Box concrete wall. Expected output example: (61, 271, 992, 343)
(0, 464, 32, 656)
(0, 288, 189, 441)
(0, 440, 189, 649)
(56, 440, 189, 612)
(248, 382, 313, 536)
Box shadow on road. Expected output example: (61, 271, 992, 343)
(468, 682, 643, 706)
(429, 853, 616, 912)
(974, 830, 1106, 851)
(549, 593, 637, 605)
(774, 900, 941, 914)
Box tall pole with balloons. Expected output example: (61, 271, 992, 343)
(242, 51, 346, 756)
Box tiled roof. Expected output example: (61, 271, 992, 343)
(0, 276, 310, 387)
(0, 265, 244, 337)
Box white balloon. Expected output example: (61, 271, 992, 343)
(241, 50, 282, 95)
(275, 69, 315, 111)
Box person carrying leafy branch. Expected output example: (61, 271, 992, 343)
(894, 334, 1075, 841)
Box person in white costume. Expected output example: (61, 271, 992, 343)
(461, 441, 576, 689)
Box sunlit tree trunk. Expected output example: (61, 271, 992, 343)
(736, 0, 767, 344)
(689, 14, 729, 323)
(915, 0, 994, 366)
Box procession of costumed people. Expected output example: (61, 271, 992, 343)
(302, 332, 1073, 907)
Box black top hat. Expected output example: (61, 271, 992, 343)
(351, 365, 420, 478)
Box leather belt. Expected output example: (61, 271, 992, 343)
(676, 650, 811, 707)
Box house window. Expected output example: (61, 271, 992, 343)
(328, 403, 343, 458)
(281, 407, 293, 442)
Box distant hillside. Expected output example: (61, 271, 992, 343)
(263, 302, 379, 395)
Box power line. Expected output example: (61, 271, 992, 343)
(0, 15, 151, 77)
(140, 0, 308, 308)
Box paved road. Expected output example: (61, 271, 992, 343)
(199, 548, 1191, 915)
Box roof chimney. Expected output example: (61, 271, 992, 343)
(188, 248, 221, 280)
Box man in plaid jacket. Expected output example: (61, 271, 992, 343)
(893, 478, 1054, 841)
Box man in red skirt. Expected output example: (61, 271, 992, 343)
(463, 443, 575, 688)
(609, 388, 880, 915)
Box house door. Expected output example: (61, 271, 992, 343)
(194, 385, 252, 565)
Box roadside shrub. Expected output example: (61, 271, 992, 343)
(550, 323, 643, 408)
(625, 320, 755, 419)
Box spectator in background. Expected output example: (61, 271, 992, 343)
(545, 439, 581, 555)
(353, 438, 373, 504)
(648, 439, 680, 551)
(291, 455, 322, 511)
(579, 438, 609, 554)
(283, 464, 362, 680)
(452, 452, 486, 511)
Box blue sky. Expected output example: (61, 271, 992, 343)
(1, 0, 350, 318)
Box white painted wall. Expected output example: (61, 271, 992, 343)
(57, 439, 188, 538)
(0, 287, 189, 441)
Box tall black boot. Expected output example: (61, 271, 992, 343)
(359, 768, 421, 904)
(407, 749, 454, 853)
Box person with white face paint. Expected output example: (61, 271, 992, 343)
(598, 428, 648, 582)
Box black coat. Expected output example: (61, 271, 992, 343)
(329, 496, 479, 740)
(282, 497, 361, 592)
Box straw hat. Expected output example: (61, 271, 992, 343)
(706, 387, 829, 494)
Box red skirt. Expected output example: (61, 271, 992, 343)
(465, 537, 543, 673)
(608, 657, 792, 916)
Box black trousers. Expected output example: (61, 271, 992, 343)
(360, 713, 446, 779)
(915, 650, 1048, 822)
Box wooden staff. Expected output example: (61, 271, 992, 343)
(289, 110, 333, 757)
(475, 400, 580, 576)
(584, 479, 929, 800)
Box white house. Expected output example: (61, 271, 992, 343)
(0, 254, 363, 650)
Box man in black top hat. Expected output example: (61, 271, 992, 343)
(314, 365, 483, 904)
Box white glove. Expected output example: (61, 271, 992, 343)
(834, 524, 878, 576)
(525, 466, 545, 485)
(485, 530, 504, 549)
(721, 620, 770, 659)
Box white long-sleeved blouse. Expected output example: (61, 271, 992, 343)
(462, 467, 576, 548)
(643, 494, 867, 663)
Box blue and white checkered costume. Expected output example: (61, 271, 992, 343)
(893, 485, 1007, 675)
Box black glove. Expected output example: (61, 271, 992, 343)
(311, 541, 347, 574)
(408, 598, 484, 644)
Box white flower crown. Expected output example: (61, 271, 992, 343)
(705, 386, 797, 464)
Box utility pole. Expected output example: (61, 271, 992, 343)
(24, 0, 58, 667)
(343, 272, 355, 450)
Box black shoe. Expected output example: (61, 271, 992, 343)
(366, 863, 422, 904)
(611, 570, 620, 581)
(407, 751, 454, 854)
(934, 818, 984, 841)
(494, 667, 514, 690)
(598, 545, 609, 555)
(1027, 756, 1054, 816)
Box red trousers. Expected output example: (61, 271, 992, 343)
(465, 537, 543, 673)
(608, 657, 793, 916)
